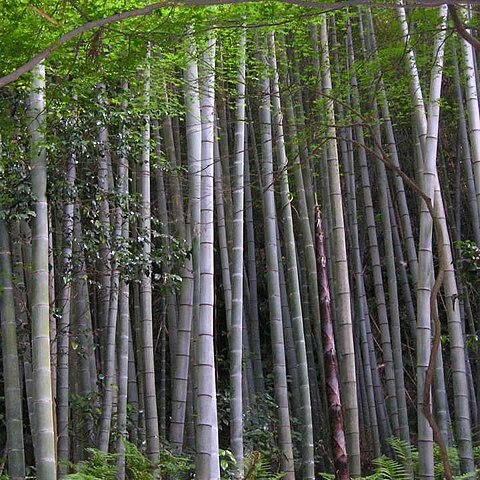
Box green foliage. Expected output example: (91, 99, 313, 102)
(0, 143, 34, 222)
(455, 240, 480, 292)
(215, 448, 285, 480)
(243, 391, 283, 460)
(157, 448, 193, 477)
(69, 392, 102, 435)
(219, 448, 237, 478)
(0, 471, 36, 479)
(65, 442, 286, 480)
(365, 455, 410, 480)
(243, 451, 286, 480)
(387, 436, 416, 464)
(216, 390, 291, 478)
(124, 442, 156, 480)
(67, 447, 118, 480)
(320, 438, 479, 480)
(66, 441, 194, 480)
(217, 388, 281, 457)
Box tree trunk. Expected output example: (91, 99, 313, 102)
(315, 208, 349, 480)
(139, 54, 160, 460)
(195, 34, 220, 479)
(269, 31, 315, 479)
(29, 62, 57, 480)
(57, 149, 76, 475)
(229, 27, 246, 477)
(316, 18, 360, 475)
(169, 32, 198, 454)
(0, 219, 26, 480)
(258, 34, 295, 478)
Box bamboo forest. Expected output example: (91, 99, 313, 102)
(2, 1, 480, 479)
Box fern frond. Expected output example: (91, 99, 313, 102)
(387, 437, 416, 464)
(318, 473, 336, 480)
(66, 475, 102, 480)
(66, 447, 118, 480)
(244, 451, 285, 480)
(432, 444, 462, 478)
(124, 441, 154, 479)
(372, 455, 410, 480)
(453, 470, 480, 480)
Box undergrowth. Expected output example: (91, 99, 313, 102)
(320, 437, 479, 480)
(64, 440, 282, 479)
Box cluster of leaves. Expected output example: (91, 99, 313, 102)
(219, 448, 237, 477)
(0, 135, 34, 222)
(74, 184, 187, 292)
(63, 440, 284, 480)
(207, 384, 294, 477)
(455, 240, 480, 292)
(69, 392, 102, 434)
(243, 451, 286, 480)
(66, 447, 119, 480)
(218, 386, 286, 466)
(219, 448, 286, 480)
(157, 449, 193, 478)
(66, 441, 191, 479)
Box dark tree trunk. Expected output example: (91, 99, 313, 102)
(315, 206, 349, 480)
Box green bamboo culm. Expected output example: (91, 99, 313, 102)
(29, 62, 57, 480)
(0, 218, 26, 479)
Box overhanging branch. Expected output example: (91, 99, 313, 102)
(0, 0, 479, 88)
(448, 5, 480, 52)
